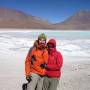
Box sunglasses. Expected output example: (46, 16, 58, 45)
(47, 44, 55, 48)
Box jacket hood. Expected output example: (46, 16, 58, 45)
(47, 39, 56, 47)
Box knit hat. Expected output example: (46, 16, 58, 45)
(38, 33, 47, 41)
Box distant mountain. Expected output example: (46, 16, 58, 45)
(0, 8, 54, 29)
(0, 8, 90, 30)
(54, 10, 90, 30)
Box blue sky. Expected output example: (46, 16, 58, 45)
(0, 0, 90, 23)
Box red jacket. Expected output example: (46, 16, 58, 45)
(46, 39, 63, 78)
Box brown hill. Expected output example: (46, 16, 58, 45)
(0, 8, 54, 29)
(54, 10, 90, 30)
(0, 8, 90, 30)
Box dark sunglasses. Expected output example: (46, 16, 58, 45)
(47, 44, 55, 48)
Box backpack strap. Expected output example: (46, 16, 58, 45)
(28, 47, 33, 55)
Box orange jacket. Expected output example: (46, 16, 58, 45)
(25, 47, 48, 76)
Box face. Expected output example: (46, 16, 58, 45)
(38, 38, 46, 47)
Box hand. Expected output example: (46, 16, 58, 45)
(40, 63, 46, 69)
(26, 75, 32, 83)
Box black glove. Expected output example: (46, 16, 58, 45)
(40, 63, 46, 69)
(26, 75, 32, 83)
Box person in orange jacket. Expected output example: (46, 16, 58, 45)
(25, 33, 48, 90)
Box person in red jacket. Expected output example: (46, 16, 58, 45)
(42, 39, 63, 90)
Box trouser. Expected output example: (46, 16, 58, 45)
(42, 76, 59, 90)
(27, 73, 44, 90)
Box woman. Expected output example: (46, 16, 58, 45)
(43, 39, 63, 90)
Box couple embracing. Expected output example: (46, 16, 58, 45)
(25, 33, 63, 90)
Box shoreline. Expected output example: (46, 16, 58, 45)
(0, 28, 90, 32)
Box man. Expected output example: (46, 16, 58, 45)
(42, 39, 63, 90)
(25, 33, 48, 90)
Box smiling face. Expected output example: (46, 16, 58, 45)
(38, 38, 46, 48)
(39, 38, 46, 44)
